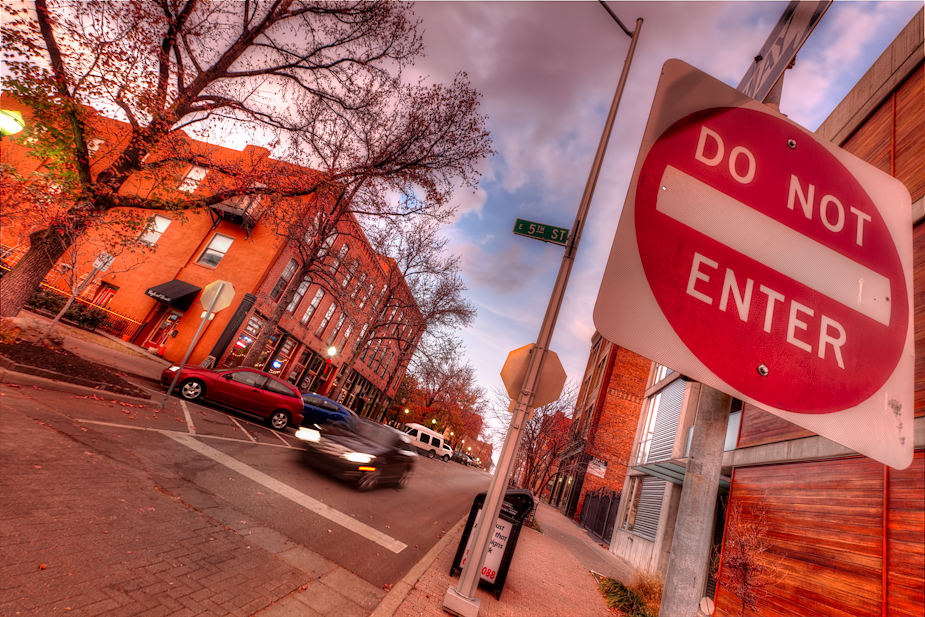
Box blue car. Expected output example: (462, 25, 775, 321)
(301, 393, 358, 426)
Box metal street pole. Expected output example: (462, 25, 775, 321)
(444, 11, 643, 617)
(160, 282, 224, 409)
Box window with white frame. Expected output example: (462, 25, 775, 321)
(317, 233, 336, 258)
(138, 215, 172, 246)
(87, 138, 105, 156)
(360, 282, 374, 308)
(300, 289, 324, 325)
(636, 392, 662, 465)
(178, 165, 208, 192)
(326, 313, 346, 346)
(197, 233, 233, 268)
(287, 279, 311, 313)
(380, 351, 394, 377)
(315, 303, 337, 338)
(352, 271, 366, 298)
(343, 259, 359, 289)
(355, 324, 368, 350)
(330, 244, 348, 275)
(270, 259, 298, 300)
(341, 324, 353, 349)
(654, 363, 673, 383)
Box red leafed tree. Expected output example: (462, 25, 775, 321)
(1, 0, 490, 321)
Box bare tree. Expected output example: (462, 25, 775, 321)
(484, 382, 577, 493)
(0, 0, 490, 319)
(713, 499, 784, 616)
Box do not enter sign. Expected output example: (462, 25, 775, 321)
(595, 60, 914, 469)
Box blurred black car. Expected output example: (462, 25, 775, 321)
(295, 417, 417, 490)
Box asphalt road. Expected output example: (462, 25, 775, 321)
(2, 383, 491, 588)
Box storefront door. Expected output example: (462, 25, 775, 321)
(146, 310, 182, 349)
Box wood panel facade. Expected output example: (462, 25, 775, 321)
(715, 453, 925, 617)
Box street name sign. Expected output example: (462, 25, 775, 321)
(737, 0, 831, 102)
(594, 59, 913, 469)
(512, 219, 569, 246)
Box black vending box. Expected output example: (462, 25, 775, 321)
(450, 489, 535, 599)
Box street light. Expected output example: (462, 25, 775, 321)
(0, 110, 25, 139)
(404, 408, 409, 414)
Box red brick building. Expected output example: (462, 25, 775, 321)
(549, 331, 649, 526)
(0, 97, 421, 416)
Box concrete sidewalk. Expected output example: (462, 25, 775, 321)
(1, 319, 638, 616)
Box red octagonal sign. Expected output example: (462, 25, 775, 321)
(595, 60, 914, 469)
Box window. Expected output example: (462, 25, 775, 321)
(343, 259, 359, 289)
(270, 259, 298, 300)
(621, 477, 642, 531)
(407, 428, 418, 438)
(355, 324, 368, 350)
(360, 282, 374, 308)
(300, 289, 325, 325)
(287, 279, 310, 313)
(341, 324, 353, 349)
(317, 234, 336, 258)
(315, 303, 337, 338)
(198, 234, 233, 268)
(327, 314, 346, 346)
(264, 379, 298, 398)
(380, 351, 393, 378)
(227, 371, 267, 388)
(330, 244, 348, 275)
(420, 434, 430, 445)
(138, 215, 172, 245)
(636, 392, 661, 465)
(654, 363, 673, 383)
(374, 284, 388, 311)
(87, 138, 104, 156)
(352, 272, 367, 298)
(178, 165, 208, 192)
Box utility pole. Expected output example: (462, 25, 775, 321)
(443, 6, 642, 616)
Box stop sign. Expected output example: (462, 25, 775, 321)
(594, 60, 913, 469)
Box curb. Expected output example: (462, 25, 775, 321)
(0, 367, 155, 405)
(369, 516, 467, 617)
(0, 354, 151, 399)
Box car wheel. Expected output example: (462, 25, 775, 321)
(396, 468, 412, 489)
(179, 379, 205, 401)
(268, 410, 291, 431)
(442, 454, 450, 462)
(358, 469, 381, 491)
(427, 449, 436, 459)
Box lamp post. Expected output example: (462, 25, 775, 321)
(444, 7, 643, 616)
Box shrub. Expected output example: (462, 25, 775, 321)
(629, 570, 663, 616)
(596, 576, 654, 617)
(65, 304, 108, 330)
(27, 289, 66, 313)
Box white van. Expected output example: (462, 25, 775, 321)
(402, 423, 452, 461)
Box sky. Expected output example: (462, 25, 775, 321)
(398, 0, 922, 435)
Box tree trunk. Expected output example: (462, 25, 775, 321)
(37, 294, 76, 346)
(0, 227, 73, 318)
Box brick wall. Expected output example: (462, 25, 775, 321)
(574, 346, 649, 520)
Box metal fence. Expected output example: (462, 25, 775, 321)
(1, 265, 145, 341)
(578, 487, 622, 544)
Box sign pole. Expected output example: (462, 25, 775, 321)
(160, 282, 224, 409)
(658, 385, 731, 617)
(444, 14, 643, 617)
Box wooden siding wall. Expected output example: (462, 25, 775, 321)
(714, 452, 925, 617)
(842, 63, 924, 202)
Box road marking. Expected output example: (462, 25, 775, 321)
(165, 432, 407, 554)
(180, 400, 196, 434)
(75, 419, 297, 449)
(269, 427, 294, 448)
(657, 165, 891, 325)
(229, 416, 257, 443)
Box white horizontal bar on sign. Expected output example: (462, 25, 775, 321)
(656, 165, 891, 326)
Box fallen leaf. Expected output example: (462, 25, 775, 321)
(5, 384, 21, 389)
(39, 564, 46, 570)
(34, 465, 42, 469)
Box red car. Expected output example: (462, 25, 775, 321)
(161, 365, 304, 430)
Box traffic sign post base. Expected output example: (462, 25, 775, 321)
(443, 586, 480, 617)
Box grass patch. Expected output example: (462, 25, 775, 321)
(594, 573, 660, 617)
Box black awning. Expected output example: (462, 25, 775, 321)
(145, 279, 201, 312)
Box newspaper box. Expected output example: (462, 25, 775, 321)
(450, 489, 535, 599)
